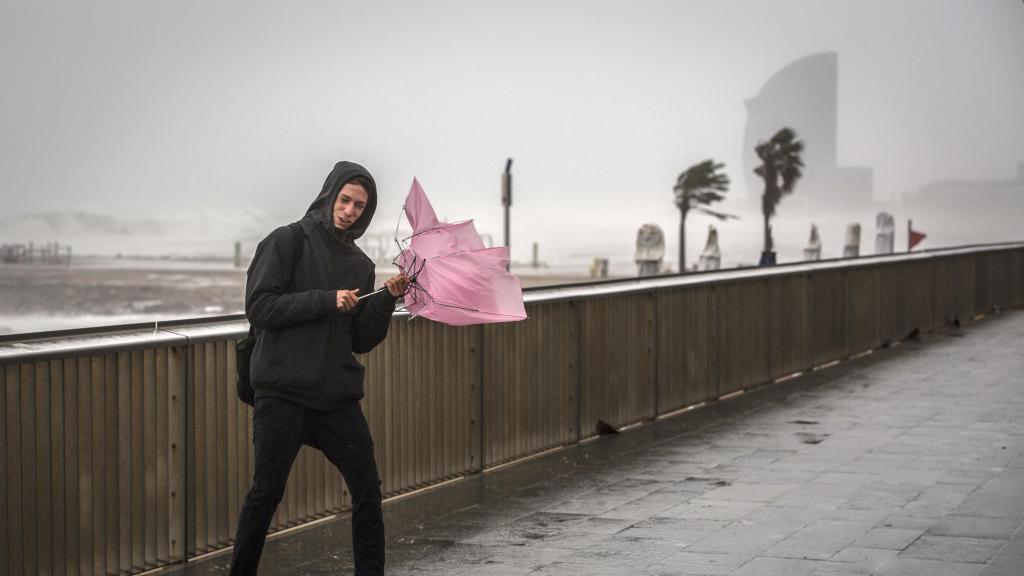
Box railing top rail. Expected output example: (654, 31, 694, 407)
(0, 327, 189, 364)
(524, 240, 1024, 304)
(1, 241, 1021, 364)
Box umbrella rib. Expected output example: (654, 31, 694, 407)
(392, 203, 409, 260)
(402, 220, 474, 242)
(395, 237, 495, 262)
(420, 249, 502, 261)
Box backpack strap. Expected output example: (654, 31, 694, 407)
(285, 222, 304, 288)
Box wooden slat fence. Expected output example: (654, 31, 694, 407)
(2, 244, 1022, 574)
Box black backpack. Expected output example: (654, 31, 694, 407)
(236, 223, 305, 405)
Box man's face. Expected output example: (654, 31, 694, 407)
(332, 183, 368, 230)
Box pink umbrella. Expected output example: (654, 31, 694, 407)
(396, 178, 527, 326)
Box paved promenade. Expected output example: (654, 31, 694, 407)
(168, 311, 1024, 576)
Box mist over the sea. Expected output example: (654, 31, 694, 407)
(2, 0, 1023, 321)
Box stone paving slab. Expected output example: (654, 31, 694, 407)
(163, 311, 1024, 575)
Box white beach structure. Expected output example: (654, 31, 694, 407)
(635, 223, 665, 277)
(803, 223, 822, 261)
(875, 212, 895, 255)
(843, 223, 861, 258)
(698, 225, 721, 271)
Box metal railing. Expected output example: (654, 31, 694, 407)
(2, 243, 1023, 575)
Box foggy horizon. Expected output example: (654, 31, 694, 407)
(2, 1, 1023, 271)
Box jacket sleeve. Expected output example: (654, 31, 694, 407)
(245, 226, 336, 329)
(351, 270, 397, 354)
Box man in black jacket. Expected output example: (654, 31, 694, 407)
(230, 161, 407, 575)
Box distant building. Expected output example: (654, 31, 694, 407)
(1, 242, 72, 265)
(901, 163, 1024, 243)
(743, 53, 874, 214)
(0, 244, 24, 263)
(909, 163, 1024, 206)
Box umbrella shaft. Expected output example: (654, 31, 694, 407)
(357, 287, 388, 301)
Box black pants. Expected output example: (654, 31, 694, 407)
(229, 397, 385, 575)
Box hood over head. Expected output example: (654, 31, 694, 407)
(304, 161, 377, 241)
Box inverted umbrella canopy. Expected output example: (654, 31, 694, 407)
(397, 178, 527, 326)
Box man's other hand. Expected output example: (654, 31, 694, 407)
(385, 274, 410, 297)
(336, 288, 360, 312)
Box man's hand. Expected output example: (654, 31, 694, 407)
(385, 274, 410, 297)
(336, 288, 360, 312)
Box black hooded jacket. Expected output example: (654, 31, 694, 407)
(245, 161, 396, 410)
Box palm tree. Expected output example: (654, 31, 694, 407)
(674, 159, 734, 272)
(754, 127, 804, 264)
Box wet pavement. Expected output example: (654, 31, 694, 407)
(165, 311, 1024, 575)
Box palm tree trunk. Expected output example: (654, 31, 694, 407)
(762, 207, 771, 254)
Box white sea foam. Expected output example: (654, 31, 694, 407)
(0, 313, 179, 336)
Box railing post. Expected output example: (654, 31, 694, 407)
(709, 283, 719, 400)
(572, 299, 582, 444)
(167, 344, 187, 565)
(184, 341, 195, 561)
(648, 290, 658, 420)
(763, 278, 772, 382)
(473, 325, 484, 473)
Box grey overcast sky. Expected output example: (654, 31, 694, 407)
(2, 0, 1023, 266)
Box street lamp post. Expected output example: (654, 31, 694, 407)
(502, 158, 513, 271)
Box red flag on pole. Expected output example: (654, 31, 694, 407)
(909, 221, 927, 251)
